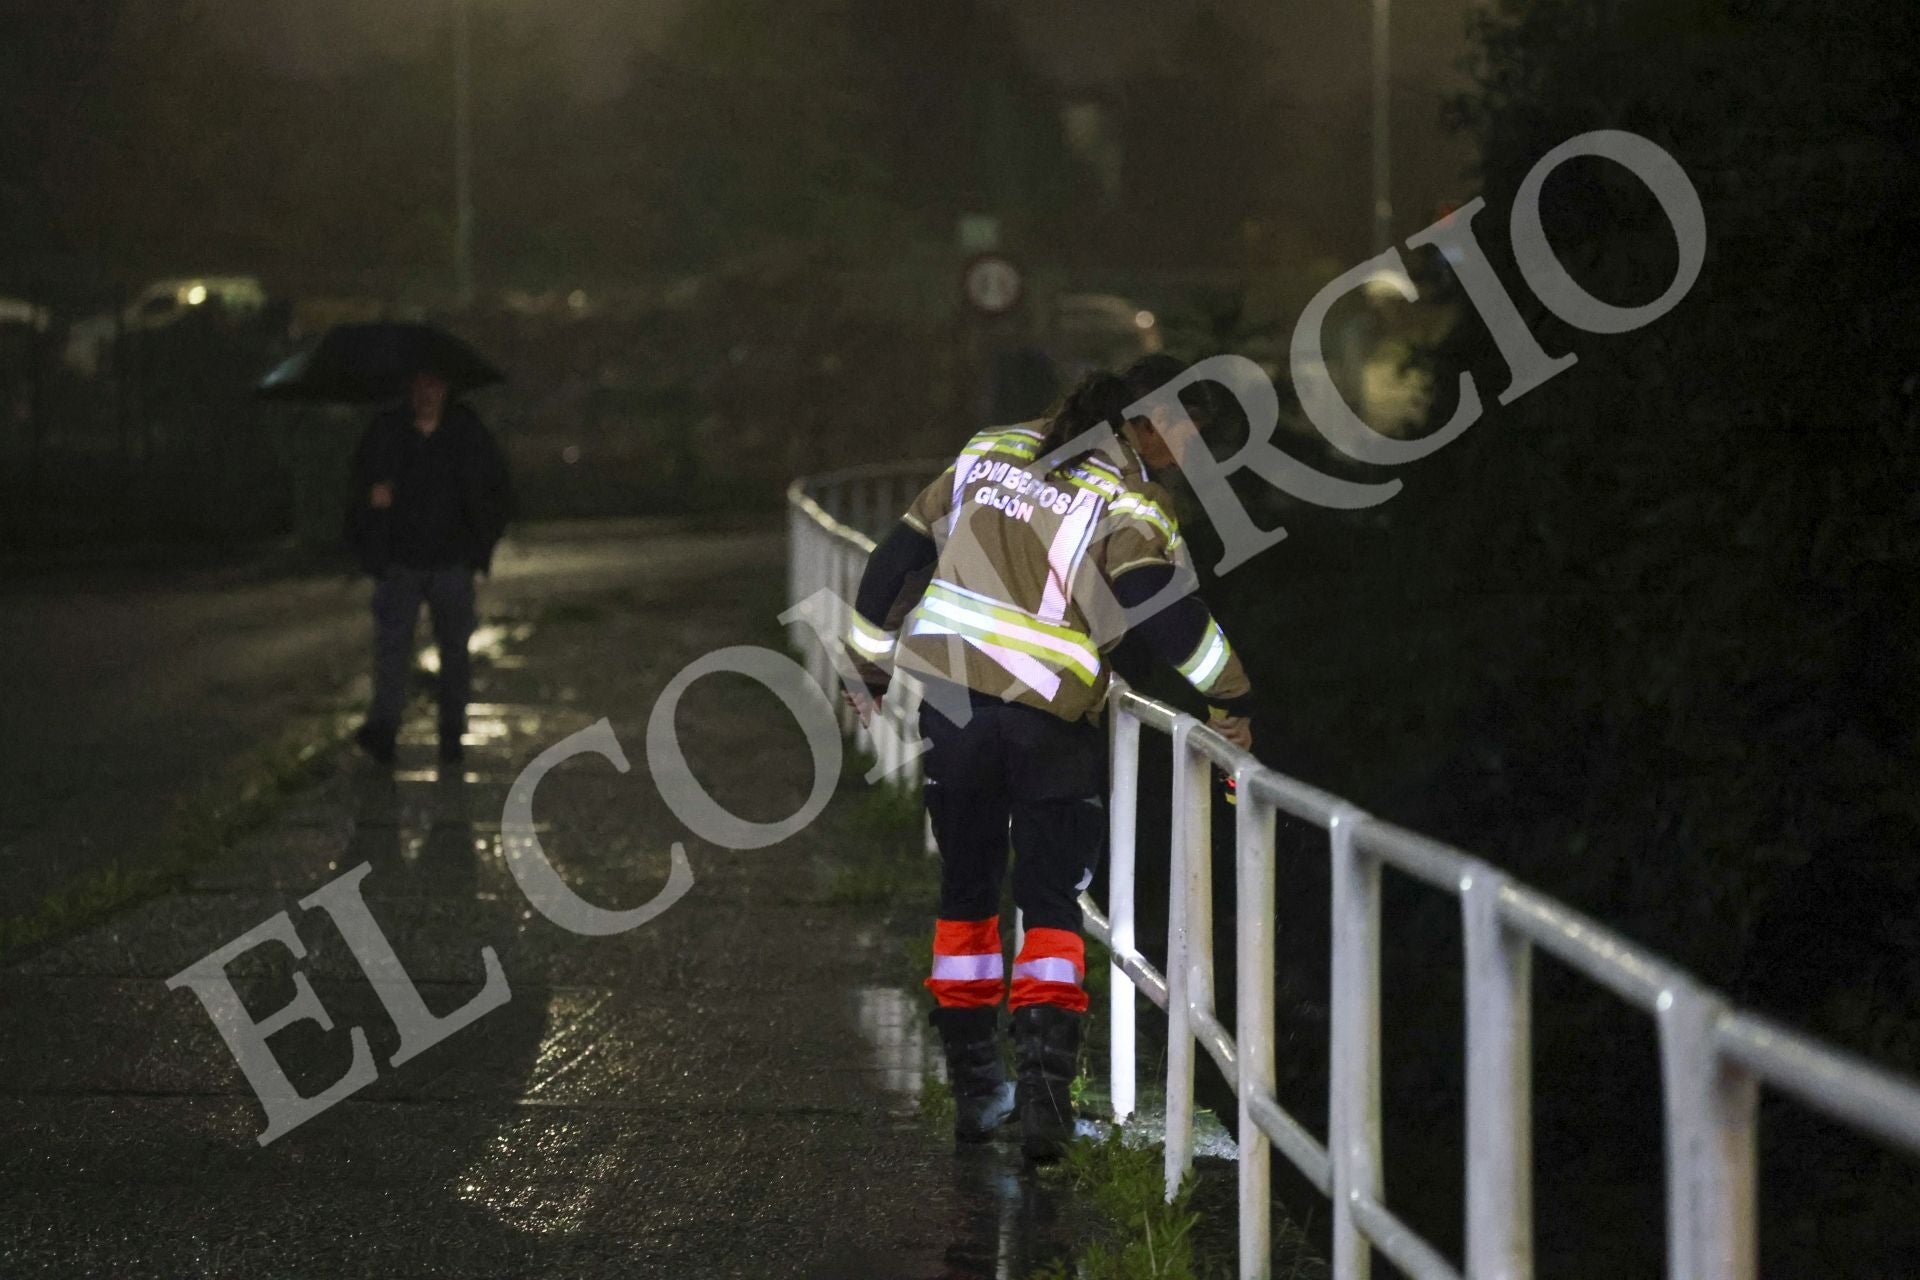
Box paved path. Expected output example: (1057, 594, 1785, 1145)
(0, 525, 1085, 1278)
(0, 518, 765, 919)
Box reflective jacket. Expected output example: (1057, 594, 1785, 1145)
(847, 422, 1252, 724)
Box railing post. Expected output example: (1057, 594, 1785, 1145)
(817, 538, 834, 698)
(1108, 701, 1142, 1124)
(873, 674, 894, 780)
(785, 502, 803, 645)
(818, 537, 839, 699)
(1235, 771, 1276, 1280)
(804, 531, 826, 691)
(1463, 866, 1533, 1280)
(1164, 718, 1208, 1200)
(838, 545, 862, 743)
(1328, 808, 1380, 1280)
(850, 475, 872, 538)
(786, 462, 938, 835)
(892, 676, 925, 798)
(1659, 984, 1758, 1280)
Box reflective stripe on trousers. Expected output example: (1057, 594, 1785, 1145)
(1010, 926, 1086, 1013)
(926, 917, 1005, 1009)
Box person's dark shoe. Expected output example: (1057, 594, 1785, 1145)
(931, 1007, 1016, 1144)
(354, 722, 396, 766)
(1012, 1005, 1082, 1162)
(438, 718, 466, 766)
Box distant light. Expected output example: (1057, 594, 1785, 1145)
(1134, 309, 1155, 330)
(562, 445, 581, 465)
(567, 290, 588, 312)
(185, 284, 208, 306)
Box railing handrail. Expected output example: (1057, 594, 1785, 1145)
(786, 466, 1920, 1280)
(787, 459, 954, 552)
(786, 462, 949, 803)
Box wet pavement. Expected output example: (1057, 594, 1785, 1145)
(0, 524, 1092, 1278)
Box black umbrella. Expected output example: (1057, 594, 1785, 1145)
(255, 322, 504, 405)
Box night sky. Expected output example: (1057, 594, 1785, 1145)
(216, 0, 1477, 108)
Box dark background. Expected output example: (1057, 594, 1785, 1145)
(2, 1, 1916, 1275)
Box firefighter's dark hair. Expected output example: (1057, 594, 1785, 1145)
(1122, 353, 1225, 432)
(1037, 355, 1198, 470)
(1119, 353, 1190, 403)
(1036, 370, 1137, 468)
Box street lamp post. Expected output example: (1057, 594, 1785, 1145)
(1371, 0, 1392, 255)
(453, 0, 475, 310)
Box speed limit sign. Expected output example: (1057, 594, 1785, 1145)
(962, 254, 1023, 315)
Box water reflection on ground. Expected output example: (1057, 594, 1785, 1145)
(849, 985, 1087, 1278)
(940, 1146, 1076, 1280)
(854, 984, 935, 1103)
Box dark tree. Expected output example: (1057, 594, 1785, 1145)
(1423, 0, 1920, 1028)
(1106, 5, 1298, 269)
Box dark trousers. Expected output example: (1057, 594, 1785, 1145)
(368, 565, 475, 739)
(920, 691, 1107, 934)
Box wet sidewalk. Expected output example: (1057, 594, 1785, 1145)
(0, 528, 1084, 1279)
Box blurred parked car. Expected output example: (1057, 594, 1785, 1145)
(63, 275, 268, 376)
(1047, 292, 1162, 383)
(288, 294, 390, 341)
(0, 298, 52, 333)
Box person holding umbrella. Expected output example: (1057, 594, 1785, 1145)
(346, 364, 511, 765)
(260, 323, 512, 766)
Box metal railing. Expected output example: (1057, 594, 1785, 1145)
(788, 464, 1920, 1280)
(786, 461, 942, 793)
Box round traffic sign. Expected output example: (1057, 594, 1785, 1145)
(962, 254, 1023, 315)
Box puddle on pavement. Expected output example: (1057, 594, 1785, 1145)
(450, 1089, 608, 1239)
(392, 703, 553, 785)
(369, 611, 1217, 1274)
(853, 984, 940, 1102)
(931, 1147, 1080, 1280)
(443, 702, 546, 748)
(416, 622, 533, 676)
(338, 770, 509, 894)
(389, 609, 542, 778)
(846, 985, 1141, 1279)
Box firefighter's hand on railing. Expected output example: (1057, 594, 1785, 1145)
(843, 687, 878, 728)
(1212, 714, 1253, 751)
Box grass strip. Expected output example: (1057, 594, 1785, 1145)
(0, 716, 351, 962)
(1030, 1130, 1213, 1280)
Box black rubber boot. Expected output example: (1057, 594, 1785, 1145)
(438, 715, 466, 765)
(1012, 1005, 1081, 1163)
(931, 1007, 1016, 1143)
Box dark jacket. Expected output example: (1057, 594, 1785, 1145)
(344, 403, 512, 576)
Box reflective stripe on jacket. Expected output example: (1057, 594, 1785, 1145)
(873, 422, 1249, 723)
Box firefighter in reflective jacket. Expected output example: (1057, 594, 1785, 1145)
(845, 355, 1254, 1160)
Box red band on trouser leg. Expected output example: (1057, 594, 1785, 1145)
(925, 917, 1006, 1009)
(1009, 926, 1087, 1012)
